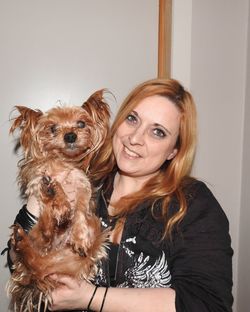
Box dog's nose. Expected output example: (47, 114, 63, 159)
(64, 132, 77, 143)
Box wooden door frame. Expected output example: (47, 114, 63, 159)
(158, 0, 172, 78)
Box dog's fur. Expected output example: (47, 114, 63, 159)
(7, 90, 110, 311)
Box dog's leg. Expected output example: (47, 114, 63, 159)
(69, 211, 92, 257)
(25, 176, 72, 255)
(40, 175, 73, 227)
(67, 186, 93, 257)
(10, 225, 39, 286)
(69, 193, 107, 262)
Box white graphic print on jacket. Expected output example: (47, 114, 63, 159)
(119, 236, 172, 288)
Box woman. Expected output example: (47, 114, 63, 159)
(9, 78, 233, 311)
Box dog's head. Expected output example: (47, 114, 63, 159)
(10, 89, 110, 171)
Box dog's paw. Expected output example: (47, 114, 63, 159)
(41, 175, 56, 198)
(71, 242, 87, 257)
(77, 247, 87, 257)
(11, 225, 26, 251)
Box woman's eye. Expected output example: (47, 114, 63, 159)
(126, 114, 137, 124)
(153, 128, 166, 138)
(77, 121, 86, 128)
(50, 124, 57, 134)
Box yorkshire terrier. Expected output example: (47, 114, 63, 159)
(7, 90, 110, 311)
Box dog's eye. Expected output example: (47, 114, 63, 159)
(77, 121, 86, 128)
(50, 125, 57, 134)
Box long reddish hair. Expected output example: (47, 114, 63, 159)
(91, 78, 197, 238)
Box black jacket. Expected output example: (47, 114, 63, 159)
(94, 179, 233, 312)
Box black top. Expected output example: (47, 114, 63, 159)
(94, 178, 234, 312)
(108, 243, 119, 286)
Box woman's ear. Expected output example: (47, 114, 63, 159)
(167, 148, 178, 160)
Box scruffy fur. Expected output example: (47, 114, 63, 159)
(7, 90, 110, 311)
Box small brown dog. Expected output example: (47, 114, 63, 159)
(7, 90, 110, 311)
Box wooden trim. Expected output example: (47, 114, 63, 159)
(158, 0, 172, 78)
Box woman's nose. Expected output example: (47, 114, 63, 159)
(128, 127, 145, 145)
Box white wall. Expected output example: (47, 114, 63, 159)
(191, 1, 249, 310)
(172, 1, 249, 311)
(237, 2, 250, 310)
(172, 0, 192, 88)
(0, 1, 158, 309)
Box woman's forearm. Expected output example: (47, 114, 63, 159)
(90, 287, 176, 312)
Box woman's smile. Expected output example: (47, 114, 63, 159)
(123, 145, 141, 159)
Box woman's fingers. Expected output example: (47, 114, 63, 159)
(48, 276, 92, 311)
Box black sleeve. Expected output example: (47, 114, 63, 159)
(169, 182, 233, 312)
(14, 204, 38, 232)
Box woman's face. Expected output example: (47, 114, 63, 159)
(113, 95, 181, 180)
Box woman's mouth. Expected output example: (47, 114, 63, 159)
(123, 146, 141, 158)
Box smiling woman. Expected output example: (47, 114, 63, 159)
(66, 77, 232, 312)
(93, 78, 197, 226)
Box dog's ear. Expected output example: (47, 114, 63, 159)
(82, 89, 111, 146)
(81, 90, 111, 171)
(82, 89, 111, 131)
(10, 106, 43, 150)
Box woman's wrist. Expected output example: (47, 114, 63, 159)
(88, 286, 109, 312)
(100, 287, 108, 312)
(87, 285, 99, 311)
(14, 204, 38, 233)
(26, 195, 40, 217)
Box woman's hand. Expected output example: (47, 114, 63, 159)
(48, 275, 95, 311)
(48, 275, 176, 312)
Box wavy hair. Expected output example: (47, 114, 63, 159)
(91, 78, 197, 238)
